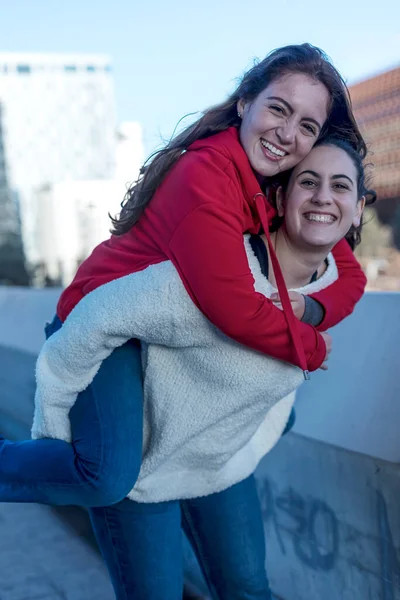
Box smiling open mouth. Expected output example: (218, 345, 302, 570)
(304, 213, 337, 224)
(260, 139, 287, 158)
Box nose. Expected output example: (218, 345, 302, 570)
(312, 183, 333, 206)
(276, 118, 296, 145)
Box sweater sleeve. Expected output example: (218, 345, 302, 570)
(310, 238, 366, 331)
(168, 168, 326, 371)
(301, 296, 325, 327)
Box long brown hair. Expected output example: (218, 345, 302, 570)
(111, 43, 367, 236)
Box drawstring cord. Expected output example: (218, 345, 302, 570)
(253, 193, 310, 381)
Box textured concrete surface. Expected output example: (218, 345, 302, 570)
(0, 344, 36, 440)
(256, 432, 400, 600)
(0, 502, 114, 600)
(0, 286, 61, 354)
(293, 292, 400, 463)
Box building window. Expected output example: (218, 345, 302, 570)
(105, 65, 112, 73)
(64, 65, 77, 72)
(17, 64, 31, 74)
(86, 65, 96, 72)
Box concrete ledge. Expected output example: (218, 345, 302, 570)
(293, 292, 400, 463)
(0, 286, 61, 354)
(0, 344, 36, 438)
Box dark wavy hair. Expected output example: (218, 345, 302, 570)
(111, 43, 367, 236)
(270, 135, 377, 249)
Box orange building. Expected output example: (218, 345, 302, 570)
(350, 66, 400, 201)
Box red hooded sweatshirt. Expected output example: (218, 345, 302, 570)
(57, 127, 366, 372)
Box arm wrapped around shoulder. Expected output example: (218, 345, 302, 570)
(310, 238, 366, 331)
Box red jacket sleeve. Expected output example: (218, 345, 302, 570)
(311, 238, 366, 331)
(166, 155, 326, 371)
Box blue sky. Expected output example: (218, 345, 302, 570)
(1, 0, 399, 154)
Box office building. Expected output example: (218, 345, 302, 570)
(0, 52, 117, 266)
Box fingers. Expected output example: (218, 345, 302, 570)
(320, 332, 332, 357)
(271, 291, 299, 302)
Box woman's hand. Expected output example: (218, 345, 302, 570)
(271, 291, 305, 320)
(272, 292, 332, 370)
(320, 331, 332, 371)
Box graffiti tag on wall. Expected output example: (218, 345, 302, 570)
(257, 477, 339, 571)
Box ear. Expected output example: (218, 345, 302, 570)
(276, 186, 285, 217)
(237, 98, 246, 118)
(353, 195, 366, 227)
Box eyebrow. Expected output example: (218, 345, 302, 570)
(267, 96, 323, 131)
(297, 169, 354, 185)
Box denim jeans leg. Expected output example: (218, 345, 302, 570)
(89, 497, 183, 600)
(181, 475, 272, 600)
(0, 316, 144, 506)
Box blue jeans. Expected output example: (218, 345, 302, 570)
(0, 315, 143, 505)
(91, 475, 272, 600)
(1, 315, 272, 599)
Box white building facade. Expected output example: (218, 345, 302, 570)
(116, 121, 144, 186)
(34, 179, 128, 285)
(33, 121, 145, 286)
(0, 53, 117, 267)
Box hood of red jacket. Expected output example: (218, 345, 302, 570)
(188, 126, 277, 225)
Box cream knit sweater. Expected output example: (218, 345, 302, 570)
(32, 235, 337, 502)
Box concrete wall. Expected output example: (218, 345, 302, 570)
(0, 286, 61, 438)
(255, 432, 400, 600)
(0, 286, 61, 354)
(0, 287, 399, 599)
(255, 291, 400, 600)
(292, 292, 400, 464)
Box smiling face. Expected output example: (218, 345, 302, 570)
(278, 144, 365, 250)
(237, 72, 330, 178)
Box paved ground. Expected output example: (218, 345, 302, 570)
(0, 502, 114, 600)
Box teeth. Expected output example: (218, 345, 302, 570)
(261, 139, 286, 157)
(305, 213, 335, 224)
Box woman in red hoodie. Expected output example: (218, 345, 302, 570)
(0, 44, 368, 598)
